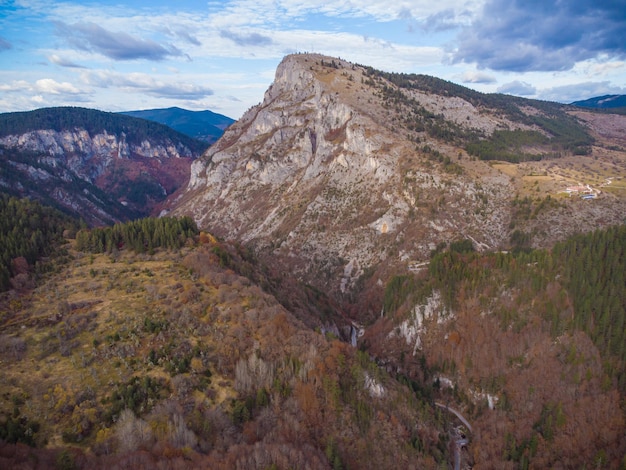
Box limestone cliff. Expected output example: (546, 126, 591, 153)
(0, 109, 206, 225)
(168, 54, 626, 317)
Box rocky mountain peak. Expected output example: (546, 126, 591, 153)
(169, 53, 626, 319)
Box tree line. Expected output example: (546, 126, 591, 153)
(0, 194, 78, 292)
(75, 216, 198, 254)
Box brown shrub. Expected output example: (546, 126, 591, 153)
(0, 334, 26, 361)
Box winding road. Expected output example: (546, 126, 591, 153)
(435, 402, 472, 433)
(435, 402, 473, 470)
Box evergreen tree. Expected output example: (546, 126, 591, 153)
(75, 216, 198, 255)
(0, 194, 78, 291)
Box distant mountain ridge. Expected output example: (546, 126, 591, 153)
(571, 94, 626, 109)
(0, 106, 207, 153)
(0, 106, 208, 225)
(120, 107, 235, 144)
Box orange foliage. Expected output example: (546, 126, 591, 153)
(269, 311, 294, 339)
(447, 330, 461, 346)
(198, 231, 217, 245)
(294, 382, 321, 424)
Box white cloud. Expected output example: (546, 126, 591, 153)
(0, 78, 83, 95)
(0, 80, 31, 92)
(79, 70, 213, 100)
(34, 78, 83, 95)
(458, 70, 496, 84)
(497, 80, 536, 96)
(537, 81, 626, 104)
(582, 60, 626, 77)
(48, 54, 86, 68)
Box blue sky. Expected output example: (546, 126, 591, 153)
(1, 0, 625, 119)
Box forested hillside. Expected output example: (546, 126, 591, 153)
(378, 224, 626, 392)
(0, 218, 447, 469)
(0, 146, 139, 226)
(364, 67, 595, 161)
(0, 195, 79, 292)
(571, 95, 626, 115)
(366, 224, 626, 468)
(555, 226, 626, 386)
(429, 226, 626, 389)
(0, 211, 624, 468)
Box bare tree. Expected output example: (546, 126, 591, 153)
(115, 409, 153, 453)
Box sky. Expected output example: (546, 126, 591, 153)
(0, 0, 625, 120)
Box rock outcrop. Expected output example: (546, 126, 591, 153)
(0, 119, 203, 225)
(1, 128, 194, 180)
(168, 54, 626, 319)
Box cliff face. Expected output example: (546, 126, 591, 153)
(0, 126, 200, 225)
(0, 127, 194, 178)
(169, 54, 626, 317)
(169, 55, 501, 303)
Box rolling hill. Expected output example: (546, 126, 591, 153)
(571, 94, 626, 115)
(571, 94, 626, 109)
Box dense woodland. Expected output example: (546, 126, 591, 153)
(382, 225, 626, 392)
(0, 195, 624, 468)
(374, 225, 626, 468)
(75, 216, 198, 254)
(0, 195, 78, 292)
(554, 226, 626, 388)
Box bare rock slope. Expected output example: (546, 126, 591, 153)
(169, 54, 626, 315)
(0, 107, 206, 225)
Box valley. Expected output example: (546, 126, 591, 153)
(1, 53, 625, 469)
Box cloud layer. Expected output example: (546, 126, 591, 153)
(452, 0, 626, 71)
(80, 70, 214, 100)
(1, 0, 624, 117)
(56, 22, 183, 61)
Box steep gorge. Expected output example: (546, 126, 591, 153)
(0, 108, 206, 225)
(1, 54, 625, 469)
